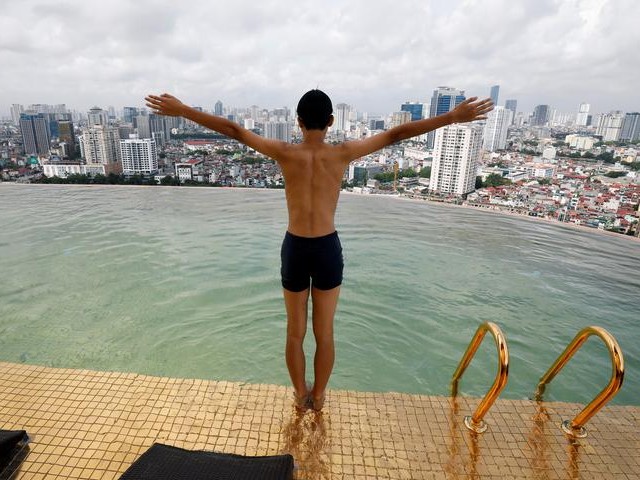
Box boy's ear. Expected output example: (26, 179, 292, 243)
(327, 115, 334, 127)
(297, 116, 305, 129)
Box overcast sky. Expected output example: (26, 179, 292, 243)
(1, 0, 638, 118)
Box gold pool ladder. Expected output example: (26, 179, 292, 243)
(451, 322, 509, 433)
(534, 326, 625, 438)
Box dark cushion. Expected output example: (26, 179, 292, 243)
(119, 443, 294, 480)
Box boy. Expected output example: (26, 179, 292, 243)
(145, 90, 493, 411)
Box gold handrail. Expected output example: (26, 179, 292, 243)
(451, 322, 509, 433)
(534, 326, 624, 438)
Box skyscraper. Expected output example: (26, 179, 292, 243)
(576, 103, 590, 127)
(620, 113, 640, 141)
(149, 114, 171, 146)
(11, 104, 24, 125)
(482, 106, 513, 152)
(79, 125, 121, 174)
(214, 100, 223, 116)
(400, 102, 424, 121)
(391, 111, 412, 128)
(490, 85, 500, 105)
(531, 105, 550, 126)
(120, 136, 158, 175)
(334, 103, 351, 132)
(505, 99, 517, 123)
(596, 111, 624, 141)
(19, 113, 50, 156)
(428, 87, 465, 148)
(58, 120, 77, 159)
(135, 114, 151, 139)
(123, 107, 139, 124)
(430, 123, 483, 196)
(88, 107, 109, 126)
(264, 122, 291, 142)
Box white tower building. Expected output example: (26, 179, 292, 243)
(79, 125, 121, 173)
(576, 103, 590, 127)
(430, 124, 483, 196)
(482, 106, 513, 152)
(120, 136, 158, 175)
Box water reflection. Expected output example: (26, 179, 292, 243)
(281, 407, 330, 480)
(527, 401, 551, 479)
(444, 397, 481, 479)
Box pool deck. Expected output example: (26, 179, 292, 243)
(1, 362, 638, 479)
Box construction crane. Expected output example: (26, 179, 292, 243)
(393, 161, 399, 192)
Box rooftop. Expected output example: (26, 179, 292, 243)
(1, 362, 638, 479)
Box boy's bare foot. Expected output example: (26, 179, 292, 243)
(294, 383, 312, 411)
(311, 392, 326, 411)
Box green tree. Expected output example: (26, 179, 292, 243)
(484, 173, 511, 188)
(475, 176, 484, 189)
(605, 171, 627, 178)
(419, 166, 431, 178)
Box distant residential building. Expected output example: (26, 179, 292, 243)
(400, 102, 424, 121)
(482, 106, 513, 152)
(427, 86, 466, 148)
(19, 113, 50, 156)
(505, 99, 517, 123)
(531, 105, 550, 126)
(430, 123, 483, 196)
(135, 114, 151, 139)
(542, 146, 556, 160)
(87, 107, 109, 126)
(120, 136, 158, 175)
(214, 100, 223, 116)
(525, 163, 555, 178)
(334, 103, 351, 132)
(11, 104, 24, 125)
(264, 121, 291, 142)
(565, 135, 596, 150)
(79, 125, 121, 174)
(391, 111, 412, 128)
(369, 119, 385, 130)
(149, 114, 171, 146)
(596, 111, 624, 142)
(42, 163, 106, 178)
(620, 113, 640, 142)
(123, 107, 139, 124)
(576, 103, 590, 127)
(244, 118, 255, 130)
(490, 85, 500, 105)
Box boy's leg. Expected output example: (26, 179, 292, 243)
(310, 285, 341, 402)
(283, 288, 310, 396)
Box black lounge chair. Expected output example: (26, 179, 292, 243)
(0, 430, 29, 480)
(119, 443, 294, 480)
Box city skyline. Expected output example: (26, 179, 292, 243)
(1, 0, 639, 117)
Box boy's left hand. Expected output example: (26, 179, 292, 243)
(145, 93, 187, 116)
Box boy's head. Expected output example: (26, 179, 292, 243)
(296, 89, 333, 130)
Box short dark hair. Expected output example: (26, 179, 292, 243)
(296, 89, 333, 130)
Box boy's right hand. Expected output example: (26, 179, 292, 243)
(450, 97, 494, 123)
(145, 93, 187, 117)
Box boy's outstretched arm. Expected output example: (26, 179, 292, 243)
(337, 97, 493, 163)
(145, 93, 289, 160)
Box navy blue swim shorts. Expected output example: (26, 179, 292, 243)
(280, 231, 344, 292)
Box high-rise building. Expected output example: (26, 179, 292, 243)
(123, 107, 139, 124)
(482, 106, 513, 152)
(120, 136, 158, 175)
(264, 122, 291, 142)
(505, 99, 517, 123)
(334, 103, 351, 132)
(149, 114, 171, 146)
(531, 105, 550, 126)
(490, 85, 500, 105)
(214, 100, 223, 116)
(57, 121, 77, 159)
(11, 104, 24, 125)
(430, 123, 483, 196)
(620, 113, 640, 141)
(19, 113, 51, 156)
(576, 103, 590, 127)
(428, 86, 465, 148)
(79, 125, 121, 174)
(135, 114, 151, 139)
(88, 107, 109, 126)
(391, 111, 412, 128)
(400, 102, 424, 121)
(596, 111, 624, 141)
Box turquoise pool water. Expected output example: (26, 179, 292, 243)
(0, 184, 638, 405)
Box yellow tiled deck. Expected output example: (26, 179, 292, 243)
(0, 362, 638, 479)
